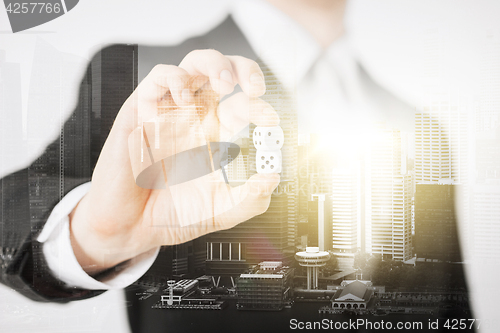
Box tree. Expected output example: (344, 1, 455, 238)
(354, 252, 370, 271)
(323, 252, 339, 276)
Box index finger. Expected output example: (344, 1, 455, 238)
(216, 93, 280, 141)
(179, 50, 236, 96)
(117, 64, 193, 132)
(226, 55, 266, 97)
(179, 50, 266, 98)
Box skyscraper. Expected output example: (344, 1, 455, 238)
(415, 93, 469, 185)
(414, 89, 472, 260)
(331, 168, 359, 267)
(307, 194, 332, 251)
(0, 50, 23, 176)
(367, 126, 412, 261)
(206, 62, 298, 282)
(470, 32, 500, 261)
(414, 183, 461, 262)
(0, 52, 28, 268)
(471, 183, 500, 261)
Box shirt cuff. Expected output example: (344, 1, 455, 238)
(37, 182, 160, 290)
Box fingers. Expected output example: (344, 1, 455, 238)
(117, 51, 267, 133)
(179, 50, 266, 97)
(226, 56, 266, 97)
(213, 173, 281, 230)
(117, 64, 195, 131)
(236, 173, 281, 201)
(139, 64, 193, 107)
(144, 170, 280, 246)
(216, 92, 280, 141)
(180, 50, 235, 96)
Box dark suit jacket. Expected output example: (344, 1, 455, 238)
(0, 16, 472, 332)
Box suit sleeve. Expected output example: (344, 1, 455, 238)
(0, 44, 138, 302)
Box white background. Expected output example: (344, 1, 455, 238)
(1, 0, 500, 332)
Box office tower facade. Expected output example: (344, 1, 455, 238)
(261, 63, 298, 249)
(206, 62, 298, 281)
(307, 194, 332, 251)
(206, 189, 292, 281)
(90, 45, 138, 168)
(297, 144, 311, 222)
(0, 53, 29, 268)
(298, 135, 336, 198)
(331, 168, 359, 266)
(21, 44, 138, 285)
(224, 145, 249, 182)
(414, 183, 461, 262)
(475, 31, 500, 183)
(0, 50, 23, 176)
(471, 184, 500, 261)
(470, 32, 500, 261)
(297, 134, 337, 248)
(236, 261, 294, 311)
(367, 126, 412, 261)
(414, 89, 472, 261)
(415, 91, 469, 185)
(139, 236, 207, 285)
(477, 31, 500, 136)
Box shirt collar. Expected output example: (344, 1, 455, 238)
(231, 0, 322, 90)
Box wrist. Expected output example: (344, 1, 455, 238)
(69, 195, 137, 275)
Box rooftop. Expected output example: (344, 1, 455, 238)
(334, 280, 373, 302)
(239, 261, 292, 278)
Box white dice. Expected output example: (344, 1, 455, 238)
(254, 126, 283, 174)
(253, 126, 284, 150)
(257, 150, 282, 173)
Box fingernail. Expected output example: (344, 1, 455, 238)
(182, 89, 191, 102)
(264, 108, 274, 114)
(250, 73, 264, 85)
(220, 70, 233, 84)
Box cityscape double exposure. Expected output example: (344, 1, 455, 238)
(3, 20, 499, 332)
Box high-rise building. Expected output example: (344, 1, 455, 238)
(414, 89, 472, 261)
(297, 142, 312, 227)
(225, 152, 249, 182)
(90, 45, 138, 168)
(206, 62, 298, 281)
(0, 50, 24, 176)
(206, 189, 292, 282)
(414, 183, 461, 262)
(307, 194, 332, 251)
(477, 31, 500, 135)
(415, 95, 469, 185)
(367, 126, 412, 261)
(236, 261, 294, 311)
(23, 44, 138, 285)
(139, 236, 208, 285)
(0, 53, 29, 269)
(331, 168, 359, 266)
(471, 183, 500, 261)
(260, 63, 298, 249)
(297, 134, 337, 249)
(471, 32, 500, 261)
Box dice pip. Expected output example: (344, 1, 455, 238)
(253, 126, 283, 174)
(256, 150, 282, 173)
(253, 126, 284, 150)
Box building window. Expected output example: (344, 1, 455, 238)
(207, 242, 244, 260)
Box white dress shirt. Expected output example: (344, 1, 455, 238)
(38, 0, 369, 290)
(37, 183, 160, 289)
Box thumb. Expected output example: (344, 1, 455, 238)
(212, 173, 280, 231)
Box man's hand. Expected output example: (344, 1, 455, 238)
(69, 50, 280, 275)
